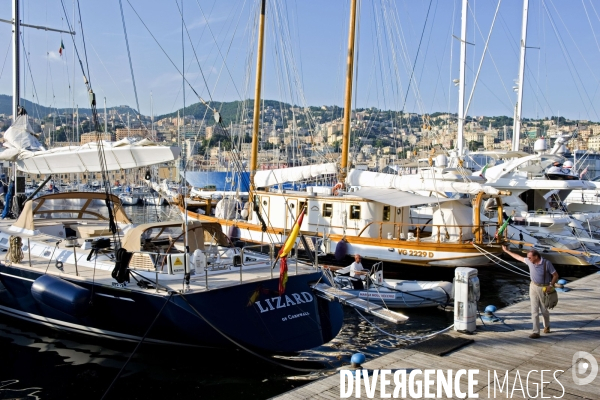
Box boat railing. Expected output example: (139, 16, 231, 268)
(356, 220, 502, 243)
(125, 242, 301, 290)
(240, 243, 276, 282)
(527, 210, 569, 218)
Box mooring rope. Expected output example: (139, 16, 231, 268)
(101, 292, 174, 400)
(355, 309, 454, 342)
(175, 292, 324, 373)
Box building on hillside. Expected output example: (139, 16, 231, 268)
(115, 128, 156, 141)
(587, 135, 600, 151)
(80, 132, 114, 145)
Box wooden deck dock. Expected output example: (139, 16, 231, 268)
(274, 272, 600, 399)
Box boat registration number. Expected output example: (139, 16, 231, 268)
(359, 292, 396, 300)
(398, 249, 434, 258)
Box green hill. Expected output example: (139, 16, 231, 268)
(157, 99, 293, 125)
(0, 94, 137, 119)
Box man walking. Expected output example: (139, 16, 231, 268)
(502, 246, 559, 339)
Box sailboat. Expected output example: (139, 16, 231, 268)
(0, 0, 348, 353)
(179, 0, 509, 267)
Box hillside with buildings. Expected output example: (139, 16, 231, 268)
(1, 95, 598, 174)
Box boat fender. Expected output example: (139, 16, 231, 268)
(334, 238, 348, 261)
(228, 226, 241, 241)
(31, 275, 90, 317)
(112, 248, 133, 283)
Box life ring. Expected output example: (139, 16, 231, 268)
(332, 183, 343, 196)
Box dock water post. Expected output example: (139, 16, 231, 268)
(454, 267, 479, 333)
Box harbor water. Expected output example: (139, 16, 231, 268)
(0, 204, 596, 399)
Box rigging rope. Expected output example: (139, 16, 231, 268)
(60, 0, 117, 237)
(400, 0, 433, 113)
(118, 0, 141, 117)
(356, 308, 454, 342)
(101, 292, 174, 400)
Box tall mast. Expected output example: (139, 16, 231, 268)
(512, 0, 529, 152)
(150, 92, 151, 140)
(456, 0, 468, 156)
(76, 104, 79, 143)
(339, 0, 358, 184)
(249, 0, 267, 203)
(12, 0, 20, 120)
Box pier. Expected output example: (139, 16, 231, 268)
(274, 272, 600, 399)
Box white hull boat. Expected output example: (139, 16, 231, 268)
(331, 267, 452, 309)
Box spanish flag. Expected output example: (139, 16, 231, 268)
(277, 207, 305, 295)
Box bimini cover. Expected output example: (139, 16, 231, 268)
(350, 188, 453, 208)
(430, 200, 474, 242)
(0, 115, 45, 161)
(15, 138, 180, 174)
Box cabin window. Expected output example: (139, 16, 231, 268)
(299, 201, 306, 212)
(383, 206, 391, 221)
(350, 205, 361, 219)
(323, 203, 333, 217)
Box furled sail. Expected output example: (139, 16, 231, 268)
(347, 169, 501, 196)
(0, 116, 180, 173)
(0, 115, 45, 161)
(254, 162, 337, 187)
(16, 139, 180, 174)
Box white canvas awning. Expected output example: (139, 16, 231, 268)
(350, 188, 454, 208)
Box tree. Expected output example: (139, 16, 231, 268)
(468, 141, 483, 152)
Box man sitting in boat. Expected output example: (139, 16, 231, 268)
(349, 254, 366, 289)
(349, 254, 365, 278)
(335, 254, 367, 289)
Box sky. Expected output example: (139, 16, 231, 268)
(1, 0, 600, 121)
